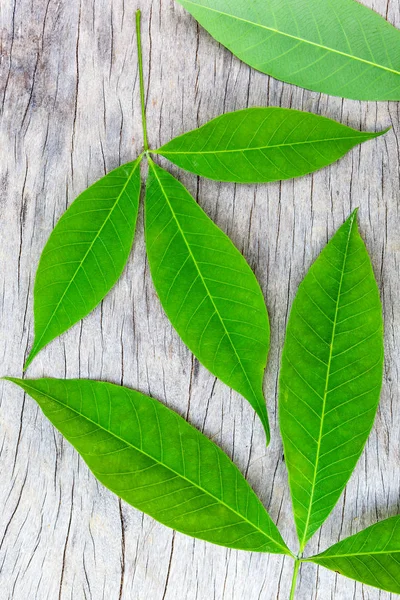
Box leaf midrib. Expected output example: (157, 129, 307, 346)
(310, 549, 400, 559)
(29, 160, 140, 362)
(148, 160, 266, 422)
(157, 135, 373, 155)
(17, 379, 287, 553)
(181, 1, 400, 77)
(300, 213, 355, 550)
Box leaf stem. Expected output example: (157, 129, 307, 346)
(136, 9, 149, 151)
(289, 558, 301, 600)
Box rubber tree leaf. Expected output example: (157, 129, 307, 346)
(155, 107, 385, 184)
(25, 159, 142, 369)
(307, 516, 400, 594)
(4, 377, 291, 554)
(279, 210, 383, 550)
(175, 0, 400, 101)
(145, 160, 271, 442)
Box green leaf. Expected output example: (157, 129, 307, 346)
(155, 107, 385, 184)
(307, 516, 400, 594)
(279, 210, 383, 550)
(25, 159, 142, 369)
(175, 0, 400, 101)
(145, 160, 271, 442)
(4, 377, 291, 555)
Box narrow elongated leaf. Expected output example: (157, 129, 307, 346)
(175, 0, 400, 101)
(308, 516, 400, 594)
(145, 160, 271, 442)
(5, 377, 290, 554)
(25, 159, 142, 369)
(155, 108, 384, 184)
(279, 210, 383, 549)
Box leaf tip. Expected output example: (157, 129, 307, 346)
(346, 207, 359, 226)
(346, 207, 360, 234)
(261, 416, 271, 447)
(351, 207, 359, 218)
(360, 126, 390, 143)
(1, 376, 22, 386)
(265, 430, 271, 447)
(376, 126, 392, 138)
(24, 347, 37, 371)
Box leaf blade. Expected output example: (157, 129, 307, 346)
(279, 211, 384, 549)
(156, 107, 384, 183)
(307, 516, 400, 593)
(5, 377, 290, 554)
(25, 159, 142, 369)
(145, 160, 271, 442)
(175, 0, 400, 101)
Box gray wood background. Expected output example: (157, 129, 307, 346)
(1, 0, 399, 598)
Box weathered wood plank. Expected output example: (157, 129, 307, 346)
(0, 0, 399, 598)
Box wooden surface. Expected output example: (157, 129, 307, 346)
(1, 0, 400, 598)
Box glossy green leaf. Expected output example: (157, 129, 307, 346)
(279, 210, 383, 550)
(145, 160, 271, 442)
(308, 516, 400, 594)
(155, 107, 384, 184)
(25, 159, 142, 369)
(5, 377, 290, 554)
(175, 0, 400, 101)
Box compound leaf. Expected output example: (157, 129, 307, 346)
(4, 377, 290, 554)
(25, 159, 142, 369)
(279, 210, 383, 550)
(308, 516, 400, 594)
(145, 160, 271, 442)
(155, 107, 384, 183)
(175, 0, 400, 101)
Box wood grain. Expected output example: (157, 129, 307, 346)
(0, 0, 399, 598)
